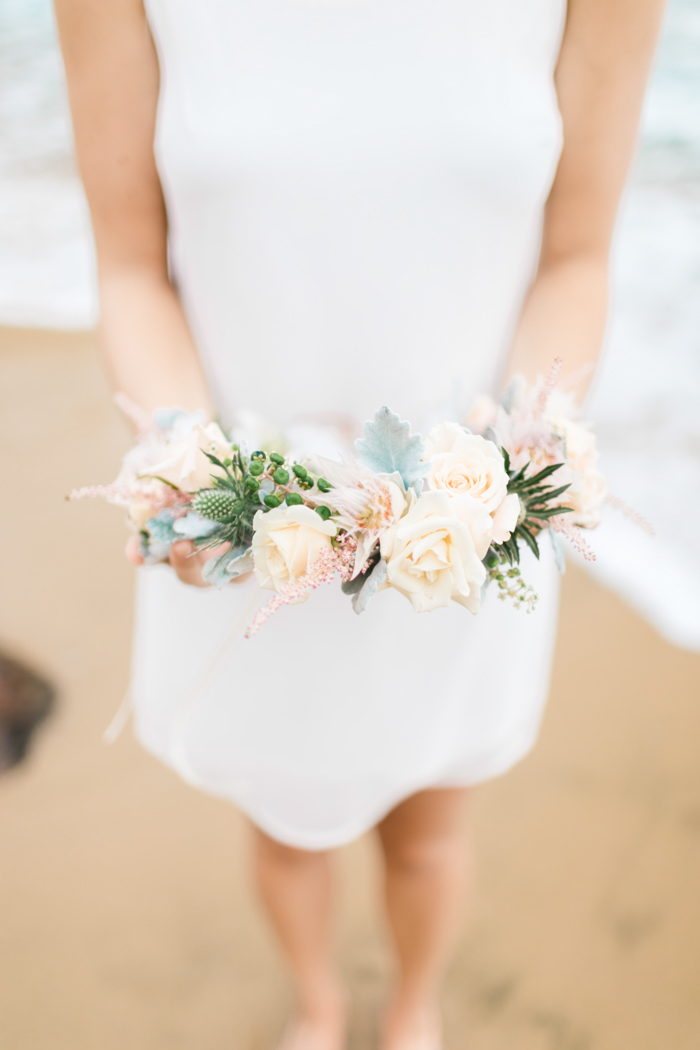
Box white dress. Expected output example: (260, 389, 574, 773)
(131, 0, 565, 850)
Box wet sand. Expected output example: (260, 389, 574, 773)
(0, 325, 698, 1050)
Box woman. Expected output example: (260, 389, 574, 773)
(55, 1, 664, 1047)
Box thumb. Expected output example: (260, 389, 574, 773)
(169, 540, 209, 588)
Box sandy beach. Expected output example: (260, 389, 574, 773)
(0, 324, 698, 1050)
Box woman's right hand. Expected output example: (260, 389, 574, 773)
(125, 536, 252, 588)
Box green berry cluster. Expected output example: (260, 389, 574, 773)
(245, 450, 333, 518)
(191, 443, 336, 556)
(485, 548, 538, 611)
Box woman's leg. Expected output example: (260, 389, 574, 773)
(251, 825, 347, 1050)
(377, 787, 474, 1050)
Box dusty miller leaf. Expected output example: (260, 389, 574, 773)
(354, 407, 429, 489)
(549, 529, 566, 575)
(173, 512, 220, 540)
(352, 557, 387, 615)
(341, 546, 380, 596)
(202, 545, 254, 588)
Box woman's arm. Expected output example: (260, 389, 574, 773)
(56, 0, 219, 583)
(506, 0, 666, 397)
(54, 0, 213, 416)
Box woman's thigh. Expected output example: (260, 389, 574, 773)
(377, 787, 473, 864)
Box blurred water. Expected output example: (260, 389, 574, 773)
(0, 0, 699, 647)
(587, 0, 700, 649)
(0, 0, 96, 325)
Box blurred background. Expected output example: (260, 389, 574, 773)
(0, 1, 698, 1048)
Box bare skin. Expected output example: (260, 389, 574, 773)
(252, 831, 347, 1050)
(253, 789, 471, 1050)
(376, 789, 473, 1049)
(124, 533, 226, 586)
(55, 0, 665, 1045)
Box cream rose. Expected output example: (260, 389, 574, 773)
(465, 394, 499, 435)
(547, 415, 598, 474)
(424, 421, 522, 544)
(564, 468, 607, 529)
(143, 422, 233, 492)
(424, 423, 509, 513)
(380, 491, 487, 614)
(490, 492, 521, 544)
(252, 505, 337, 601)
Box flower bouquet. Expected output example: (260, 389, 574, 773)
(71, 362, 608, 635)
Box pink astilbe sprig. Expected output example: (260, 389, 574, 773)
(331, 532, 359, 583)
(551, 515, 597, 561)
(67, 483, 133, 506)
(245, 546, 351, 638)
(532, 357, 563, 421)
(113, 391, 154, 437)
(244, 595, 285, 639)
(68, 479, 191, 514)
(605, 493, 656, 537)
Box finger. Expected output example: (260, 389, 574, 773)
(125, 534, 145, 566)
(169, 541, 209, 588)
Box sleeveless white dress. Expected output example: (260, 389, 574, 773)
(131, 0, 566, 849)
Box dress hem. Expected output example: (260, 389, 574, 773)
(133, 718, 542, 851)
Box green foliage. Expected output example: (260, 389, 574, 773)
(192, 448, 262, 552)
(191, 446, 338, 555)
(493, 455, 573, 567)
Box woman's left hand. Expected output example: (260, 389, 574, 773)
(125, 536, 253, 588)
